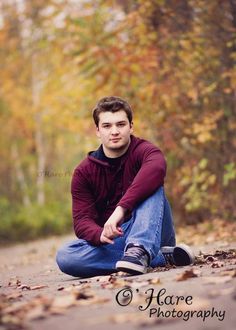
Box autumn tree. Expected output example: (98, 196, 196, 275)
(67, 0, 236, 222)
(0, 0, 235, 242)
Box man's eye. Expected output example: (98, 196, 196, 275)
(103, 125, 110, 128)
(117, 123, 125, 127)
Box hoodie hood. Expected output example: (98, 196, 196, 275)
(87, 135, 144, 166)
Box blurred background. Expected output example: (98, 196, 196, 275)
(0, 0, 236, 244)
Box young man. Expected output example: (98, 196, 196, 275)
(56, 96, 194, 277)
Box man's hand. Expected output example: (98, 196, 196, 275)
(100, 206, 127, 244)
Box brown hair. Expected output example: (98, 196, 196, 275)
(92, 96, 133, 127)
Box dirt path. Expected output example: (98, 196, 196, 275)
(0, 234, 235, 330)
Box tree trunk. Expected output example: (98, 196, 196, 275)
(32, 52, 46, 206)
(11, 144, 31, 207)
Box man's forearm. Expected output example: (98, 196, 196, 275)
(100, 206, 127, 244)
(73, 217, 103, 246)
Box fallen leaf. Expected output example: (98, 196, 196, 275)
(114, 271, 128, 277)
(194, 255, 206, 265)
(63, 283, 91, 292)
(153, 264, 175, 272)
(214, 249, 236, 260)
(206, 256, 217, 262)
(176, 269, 199, 281)
(78, 279, 90, 284)
(74, 290, 95, 300)
(211, 262, 224, 268)
(18, 284, 31, 290)
(8, 277, 21, 287)
(57, 286, 65, 291)
(95, 275, 112, 283)
(74, 289, 110, 306)
(148, 278, 161, 285)
(31, 285, 48, 290)
(101, 277, 127, 289)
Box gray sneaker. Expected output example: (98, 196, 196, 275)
(161, 244, 195, 266)
(116, 243, 150, 275)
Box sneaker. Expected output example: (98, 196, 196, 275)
(161, 243, 195, 266)
(116, 243, 150, 275)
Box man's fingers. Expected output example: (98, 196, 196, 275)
(104, 225, 113, 238)
(102, 235, 114, 244)
(117, 226, 123, 234)
(104, 224, 120, 237)
(111, 224, 122, 236)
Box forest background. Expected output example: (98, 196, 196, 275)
(0, 0, 236, 244)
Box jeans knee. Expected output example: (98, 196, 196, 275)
(56, 248, 69, 273)
(146, 186, 165, 205)
(56, 246, 93, 278)
(56, 247, 77, 277)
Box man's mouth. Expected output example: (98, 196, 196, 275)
(110, 138, 121, 142)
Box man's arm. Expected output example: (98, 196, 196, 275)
(117, 142, 167, 211)
(71, 168, 103, 246)
(101, 142, 166, 242)
(100, 205, 126, 244)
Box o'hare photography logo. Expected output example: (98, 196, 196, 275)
(115, 287, 226, 322)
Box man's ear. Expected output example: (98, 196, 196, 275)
(96, 126, 100, 138)
(130, 121, 134, 134)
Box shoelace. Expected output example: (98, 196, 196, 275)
(163, 252, 175, 265)
(124, 246, 146, 259)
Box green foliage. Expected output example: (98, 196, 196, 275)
(223, 162, 236, 187)
(179, 159, 217, 213)
(0, 199, 72, 245)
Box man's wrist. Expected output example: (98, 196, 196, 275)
(115, 205, 127, 216)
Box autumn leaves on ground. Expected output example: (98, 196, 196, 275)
(1, 219, 235, 330)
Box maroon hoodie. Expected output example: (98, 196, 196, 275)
(71, 135, 166, 246)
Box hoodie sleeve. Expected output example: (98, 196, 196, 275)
(117, 141, 167, 211)
(71, 167, 103, 246)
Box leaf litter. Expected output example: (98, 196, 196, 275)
(0, 286, 110, 329)
(176, 268, 200, 281)
(7, 278, 48, 291)
(1, 241, 235, 329)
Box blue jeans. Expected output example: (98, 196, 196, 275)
(56, 186, 176, 278)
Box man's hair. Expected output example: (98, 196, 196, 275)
(92, 96, 133, 127)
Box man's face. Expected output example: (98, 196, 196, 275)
(96, 110, 133, 156)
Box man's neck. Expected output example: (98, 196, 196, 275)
(102, 140, 131, 158)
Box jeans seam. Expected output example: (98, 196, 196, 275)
(148, 190, 164, 260)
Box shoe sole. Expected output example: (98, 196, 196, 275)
(161, 243, 195, 266)
(174, 244, 195, 266)
(116, 261, 147, 275)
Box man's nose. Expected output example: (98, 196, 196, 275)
(111, 126, 119, 134)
